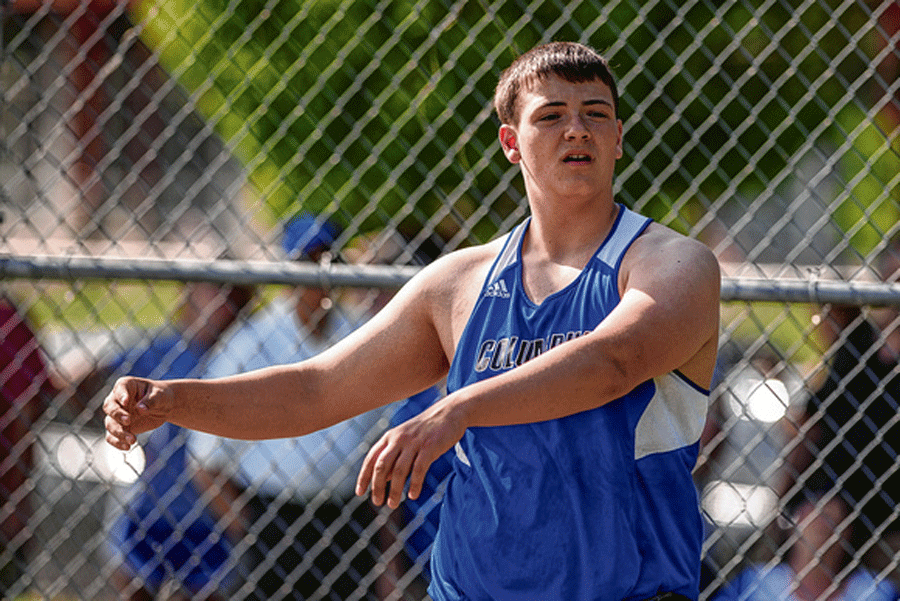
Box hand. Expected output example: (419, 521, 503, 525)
(103, 376, 172, 450)
(356, 399, 466, 509)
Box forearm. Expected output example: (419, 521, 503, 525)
(448, 336, 632, 429)
(355, 336, 638, 509)
(106, 299, 450, 451)
(165, 365, 332, 440)
(451, 282, 718, 429)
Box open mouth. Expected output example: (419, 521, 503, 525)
(563, 154, 592, 163)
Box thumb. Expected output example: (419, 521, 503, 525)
(115, 376, 150, 410)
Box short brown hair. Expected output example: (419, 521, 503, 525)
(493, 42, 619, 126)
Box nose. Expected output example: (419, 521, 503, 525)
(565, 115, 591, 140)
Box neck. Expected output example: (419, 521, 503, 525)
(526, 200, 619, 264)
(518, 202, 621, 305)
(795, 569, 844, 601)
(790, 550, 846, 601)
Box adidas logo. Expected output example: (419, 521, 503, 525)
(484, 279, 511, 298)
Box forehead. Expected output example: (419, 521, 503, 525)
(518, 75, 615, 111)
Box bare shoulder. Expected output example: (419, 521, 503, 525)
(314, 238, 508, 403)
(620, 222, 720, 385)
(413, 237, 507, 354)
(621, 222, 720, 294)
(424, 238, 504, 299)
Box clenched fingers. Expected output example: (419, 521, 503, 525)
(103, 378, 139, 449)
(103, 377, 168, 450)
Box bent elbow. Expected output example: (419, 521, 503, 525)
(598, 350, 649, 401)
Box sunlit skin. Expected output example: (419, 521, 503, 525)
(500, 76, 623, 219)
(355, 76, 719, 508)
(103, 74, 720, 513)
(499, 76, 625, 304)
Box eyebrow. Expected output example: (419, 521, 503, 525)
(539, 99, 613, 109)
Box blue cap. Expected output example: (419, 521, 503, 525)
(281, 213, 342, 260)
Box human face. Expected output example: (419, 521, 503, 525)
(792, 497, 852, 572)
(499, 75, 623, 206)
(183, 283, 242, 350)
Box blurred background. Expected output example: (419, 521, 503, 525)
(1, 0, 899, 599)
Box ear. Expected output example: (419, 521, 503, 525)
(615, 119, 624, 160)
(499, 125, 520, 163)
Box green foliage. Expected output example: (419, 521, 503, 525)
(137, 0, 522, 244)
(133, 0, 889, 252)
(830, 104, 900, 256)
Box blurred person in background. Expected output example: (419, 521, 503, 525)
(714, 482, 899, 601)
(351, 232, 454, 600)
(1, 295, 56, 597)
(779, 235, 900, 588)
(93, 280, 253, 600)
(8, 0, 166, 239)
(769, 10, 900, 589)
(337, 231, 455, 601)
(189, 213, 384, 600)
(376, 386, 454, 601)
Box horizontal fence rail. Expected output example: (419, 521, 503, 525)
(5, 255, 900, 305)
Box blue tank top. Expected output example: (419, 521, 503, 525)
(429, 206, 709, 601)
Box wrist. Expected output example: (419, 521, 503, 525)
(151, 378, 182, 423)
(443, 388, 476, 432)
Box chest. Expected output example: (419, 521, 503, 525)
(521, 261, 592, 306)
(449, 262, 619, 384)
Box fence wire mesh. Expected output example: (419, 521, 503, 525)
(1, 0, 899, 599)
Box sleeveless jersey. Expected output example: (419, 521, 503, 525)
(429, 205, 710, 601)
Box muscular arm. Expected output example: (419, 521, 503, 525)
(462, 226, 721, 426)
(103, 263, 453, 449)
(358, 229, 721, 507)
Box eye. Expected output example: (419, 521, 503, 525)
(539, 112, 560, 122)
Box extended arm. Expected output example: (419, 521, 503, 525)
(103, 265, 451, 450)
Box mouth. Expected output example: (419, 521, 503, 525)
(562, 153, 592, 164)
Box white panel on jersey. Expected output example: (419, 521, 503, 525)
(634, 373, 707, 460)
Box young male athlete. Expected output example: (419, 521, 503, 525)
(104, 42, 721, 600)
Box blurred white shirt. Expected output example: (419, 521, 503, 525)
(189, 295, 387, 500)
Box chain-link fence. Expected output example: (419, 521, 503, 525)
(2, 0, 899, 599)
